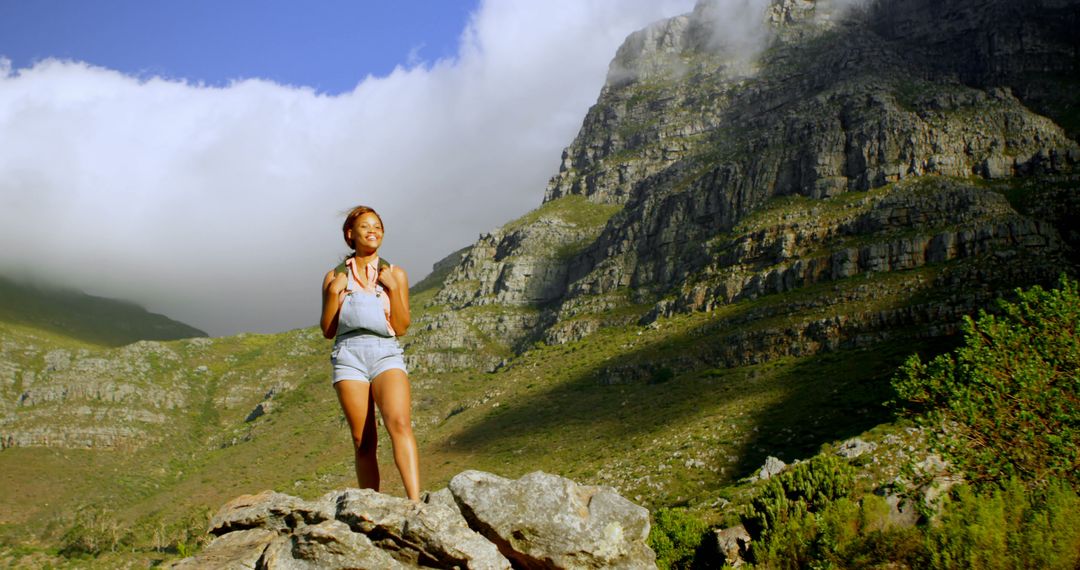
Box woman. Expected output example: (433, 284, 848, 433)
(320, 205, 419, 501)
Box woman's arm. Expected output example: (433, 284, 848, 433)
(320, 270, 347, 339)
(379, 265, 411, 336)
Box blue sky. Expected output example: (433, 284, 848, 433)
(0, 0, 478, 93)
(0, 0, 697, 335)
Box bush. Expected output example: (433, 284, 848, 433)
(892, 275, 1079, 486)
(815, 494, 929, 568)
(928, 478, 1080, 570)
(59, 505, 127, 557)
(139, 507, 211, 555)
(741, 455, 856, 567)
(649, 508, 710, 569)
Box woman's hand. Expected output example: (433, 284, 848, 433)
(377, 264, 406, 292)
(379, 266, 411, 335)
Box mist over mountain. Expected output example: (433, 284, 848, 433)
(0, 274, 206, 346)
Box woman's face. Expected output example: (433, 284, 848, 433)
(349, 212, 384, 252)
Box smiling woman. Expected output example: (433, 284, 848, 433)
(320, 205, 419, 501)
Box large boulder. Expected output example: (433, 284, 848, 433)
(171, 488, 510, 570)
(448, 470, 656, 570)
(172, 470, 658, 569)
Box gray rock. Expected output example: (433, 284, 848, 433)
(883, 493, 920, 528)
(175, 487, 510, 570)
(258, 519, 409, 570)
(170, 528, 278, 570)
(835, 437, 877, 458)
(712, 524, 751, 567)
(335, 488, 509, 569)
(423, 487, 464, 518)
(449, 470, 656, 569)
(208, 490, 332, 535)
(755, 456, 787, 480)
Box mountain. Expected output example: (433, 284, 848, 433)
(0, 275, 207, 346)
(1, 0, 1078, 566)
(404, 0, 1078, 374)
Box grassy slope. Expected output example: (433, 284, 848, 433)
(0, 276, 207, 346)
(0, 272, 922, 529)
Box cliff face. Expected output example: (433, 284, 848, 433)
(0, 327, 319, 451)
(406, 0, 1079, 373)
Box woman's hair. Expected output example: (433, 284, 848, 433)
(342, 205, 384, 249)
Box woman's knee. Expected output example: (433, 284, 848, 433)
(382, 414, 413, 437)
(351, 431, 378, 455)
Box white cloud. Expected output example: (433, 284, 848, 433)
(0, 0, 694, 336)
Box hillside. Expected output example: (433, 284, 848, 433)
(1, 0, 1078, 567)
(0, 275, 206, 346)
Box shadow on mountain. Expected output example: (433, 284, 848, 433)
(432, 0, 1080, 485)
(438, 271, 977, 482)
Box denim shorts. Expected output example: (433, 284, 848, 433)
(331, 334, 407, 384)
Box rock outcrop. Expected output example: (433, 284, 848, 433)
(0, 339, 188, 450)
(172, 471, 655, 570)
(173, 488, 510, 570)
(449, 470, 655, 570)
(0, 329, 323, 451)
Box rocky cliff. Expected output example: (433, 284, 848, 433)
(0, 326, 320, 451)
(405, 0, 1079, 374)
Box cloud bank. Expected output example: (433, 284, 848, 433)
(0, 0, 694, 336)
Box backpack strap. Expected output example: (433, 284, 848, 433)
(334, 257, 391, 284)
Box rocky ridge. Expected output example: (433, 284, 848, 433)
(405, 0, 1080, 374)
(0, 335, 187, 449)
(0, 328, 324, 451)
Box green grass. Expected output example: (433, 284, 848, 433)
(501, 194, 622, 234)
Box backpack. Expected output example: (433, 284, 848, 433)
(333, 257, 392, 280)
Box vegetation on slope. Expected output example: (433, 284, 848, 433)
(2, 178, 1073, 568)
(893, 275, 1079, 487)
(0, 275, 206, 346)
(649, 277, 1080, 569)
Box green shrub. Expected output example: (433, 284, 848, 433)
(59, 505, 127, 557)
(743, 455, 856, 538)
(928, 478, 1080, 570)
(649, 508, 710, 569)
(649, 366, 676, 384)
(815, 494, 929, 568)
(892, 275, 1080, 486)
(741, 455, 856, 567)
(138, 507, 211, 555)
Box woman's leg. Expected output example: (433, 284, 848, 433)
(371, 368, 420, 501)
(334, 379, 379, 490)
